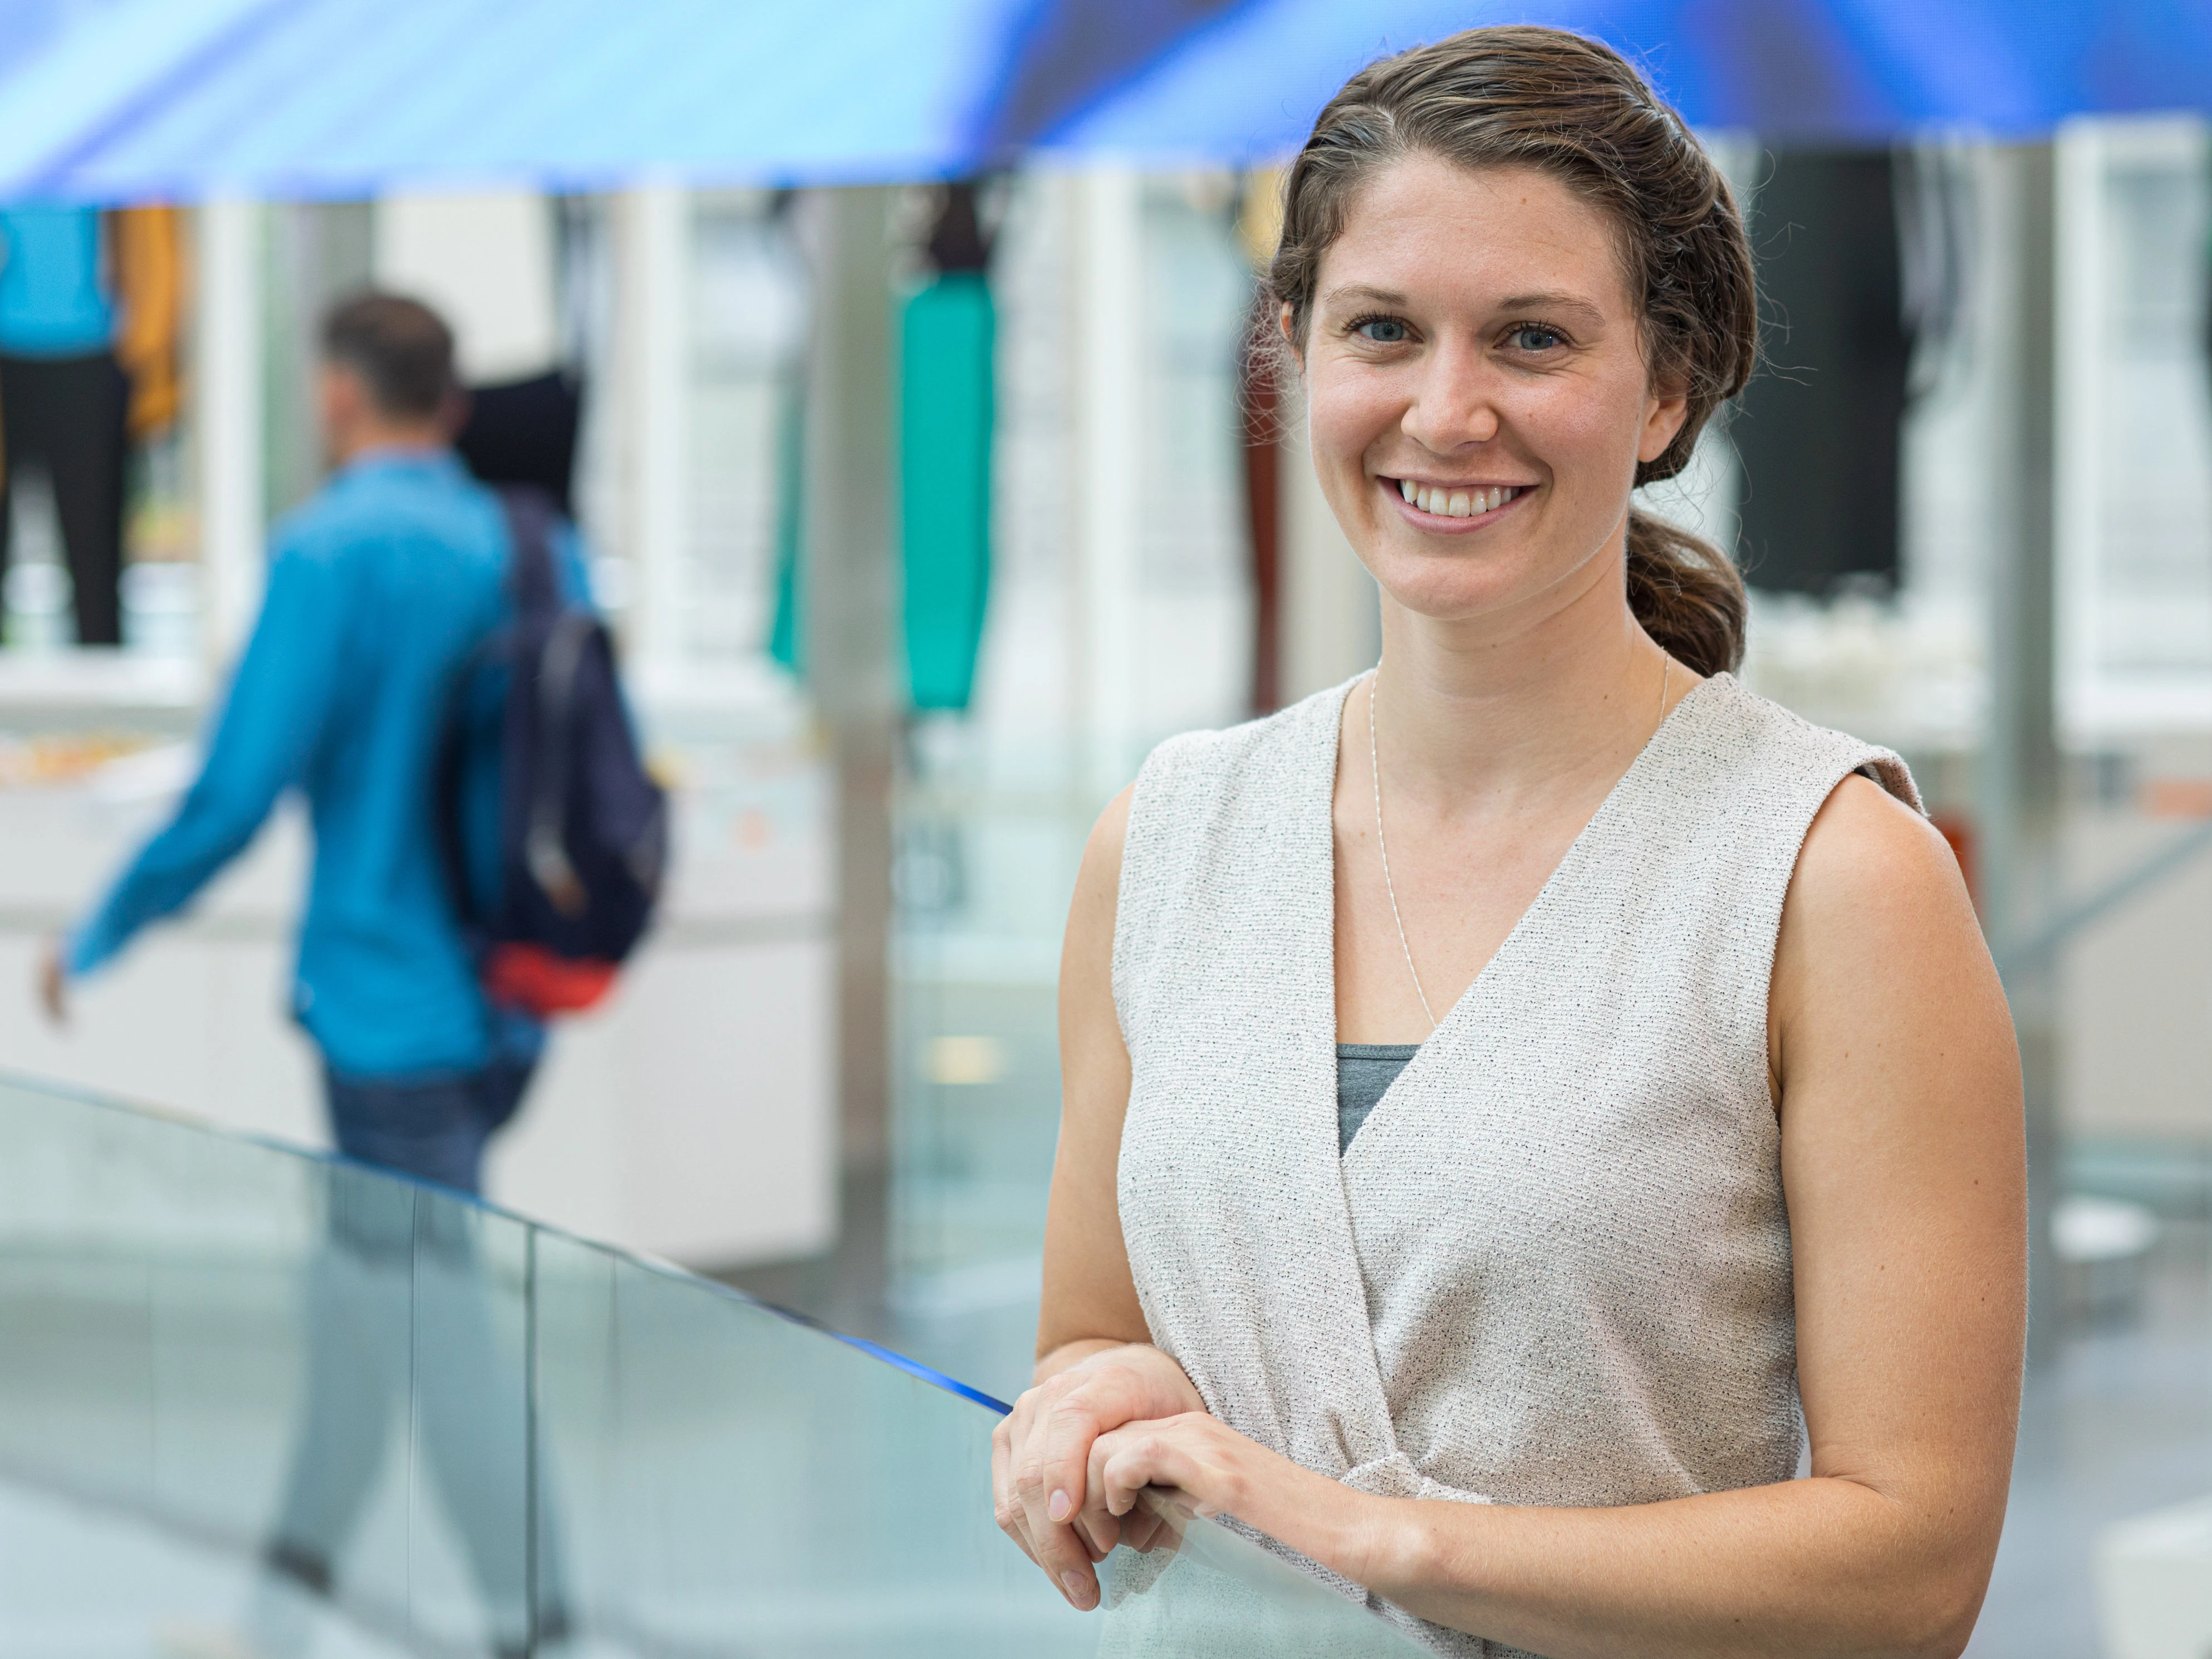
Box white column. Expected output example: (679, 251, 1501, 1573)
(1977, 141, 2063, 1365)
(798, 186, 898, 1172)
(1071, 163, 1145, 797)
(1278, 389, 1381, 701)
(2052, 119, 2103, 742)
(620, 182, 693, 683)
(195, 196, 264, 666)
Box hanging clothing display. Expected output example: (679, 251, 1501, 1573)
(897, 183, 995, 714)
(112, 204, 183, 440)
(0, 204, 136, 645)
(455, 370, 583, 517)
(1732, 150, 1913, 598)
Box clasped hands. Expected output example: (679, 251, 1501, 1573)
(993, 1342, 1294, 1612)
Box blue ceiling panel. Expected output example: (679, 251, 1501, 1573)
(0, 0, 2205, 200)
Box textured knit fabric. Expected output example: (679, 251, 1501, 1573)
(67, 450, 582, 1078)
(1338, 1044, 1419, 1154)
(1113, 672, 1919, 1657)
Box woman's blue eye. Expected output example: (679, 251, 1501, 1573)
(1510, 325, 1563, 351)
(1355, 317, 1410, 343)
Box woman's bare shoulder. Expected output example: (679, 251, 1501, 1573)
(1061, 786, 1138, 1015)
(1073, 786, 1135, 919)
(1789, 773, 1961, 929)
(1771, 771, 2008, 1096)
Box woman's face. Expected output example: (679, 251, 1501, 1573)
(1297, 154, 1686, 628)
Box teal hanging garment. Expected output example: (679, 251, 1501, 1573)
(767, 366, 807, 677)
(898, 269, 994, 712)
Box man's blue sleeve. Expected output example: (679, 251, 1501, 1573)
(552, 519, 594, 608)
(66, 547, 350, 976)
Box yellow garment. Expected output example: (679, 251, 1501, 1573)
(111, 205, 183, 438)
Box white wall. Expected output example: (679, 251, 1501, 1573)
(374, 190, 559, 383)
(1277, 394, 1380, 703)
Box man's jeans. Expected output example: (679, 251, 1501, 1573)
(326, 1057, 536, 1197)
(254, 1059, 565, 1656)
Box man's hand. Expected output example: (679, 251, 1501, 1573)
(37, 937, 68, 1026)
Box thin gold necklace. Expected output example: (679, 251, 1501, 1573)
(1368, 652, 1673, 1035)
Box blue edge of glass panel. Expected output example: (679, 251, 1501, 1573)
(783, 1312, 1016, 1416)
(38, 1081, 1022, 1417)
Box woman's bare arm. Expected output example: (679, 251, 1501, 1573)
(993, 787, 1206, 1605)
(1085, 777, 2027, 1658)
(1033, 786, 1148, 1373)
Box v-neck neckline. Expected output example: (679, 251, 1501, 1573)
(1325, 670, 1720, 1152)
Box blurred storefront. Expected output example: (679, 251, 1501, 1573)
(0, 3, 2207, 1653)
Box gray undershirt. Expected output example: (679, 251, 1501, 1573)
(1337, 1043, 1421, 1154)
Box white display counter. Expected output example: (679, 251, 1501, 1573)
(0, 664, 837, 1270)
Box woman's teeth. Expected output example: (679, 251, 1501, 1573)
(1397, 480, 1521, 518)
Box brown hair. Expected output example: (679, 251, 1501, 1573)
(322, 292, 458, 421)
(1265, 25, 1753, 675)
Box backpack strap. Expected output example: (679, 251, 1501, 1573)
(497, 484, 563, 616)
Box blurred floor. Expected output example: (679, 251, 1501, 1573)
(0, 1481, 418, 1659)
(1970, 1221, 2212, 1657)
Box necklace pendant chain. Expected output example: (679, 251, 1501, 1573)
(1367, 652, 1673, 1040)
(1369, 669, 1439, 1032)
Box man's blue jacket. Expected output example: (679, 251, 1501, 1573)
(69, 448, 538, 1079)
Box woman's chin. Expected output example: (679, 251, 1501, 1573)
(1366, 546, 1555, 623)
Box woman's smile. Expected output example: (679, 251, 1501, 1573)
(1384, 475, 1536, 532)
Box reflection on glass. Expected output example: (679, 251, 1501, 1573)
(0, 1077, 1423, 1656)
(1097, 1491, 1425, 1657)
(246, 1176, 563, 1658)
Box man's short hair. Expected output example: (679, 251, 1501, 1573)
(321, 292, 457, 420)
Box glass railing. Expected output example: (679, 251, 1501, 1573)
(0, 1073, 1421, 1656)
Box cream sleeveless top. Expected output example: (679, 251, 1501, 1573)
(1111, 673, 1919, 1656)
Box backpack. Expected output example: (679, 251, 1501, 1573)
(439, 487, 668, 1018)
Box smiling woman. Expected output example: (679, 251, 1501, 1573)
(993, 26, 2025, 1659)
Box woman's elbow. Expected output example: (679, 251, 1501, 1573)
(1884, 1543, 1998, 1659)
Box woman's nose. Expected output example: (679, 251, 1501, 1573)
(1401, 345, 1501, 453)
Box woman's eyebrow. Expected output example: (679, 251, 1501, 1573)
(1495, 291, 1607, 324)
(1320, 283, 1409, 310)
(1320, 284, 1610, 325)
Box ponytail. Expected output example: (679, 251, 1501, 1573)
(1625, 508, 1745, 677)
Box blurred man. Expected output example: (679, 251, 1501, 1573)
(41, 293, 566, 1653)
(43, 293, 546, 1185)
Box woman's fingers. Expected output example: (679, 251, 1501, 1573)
(1123, 1502, 1170, 1554)
(1034, 1364, 1147, 1523)
(1074, 1500, 1121, 1561)
(1016, 1365, 1162, 1605)
(990, 1417, 1039, 1565)
(1092, 1421, 1183, 1519)
(1009, 1381, 1113, 1608)
(1001, 1363, 1219, 1612)
(1003, 1445, 1098, 1605)
(1095, 1417, 1214, 1519)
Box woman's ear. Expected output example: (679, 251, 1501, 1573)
(1277, 302, 1301, 366)
(1638, 381, 1691, 465)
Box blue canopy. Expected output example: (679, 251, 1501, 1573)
(0, 0, 1032, 199)
(1056, 0, 2212, 157)
(1, 0, 2208, 200)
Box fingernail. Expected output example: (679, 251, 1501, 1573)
(1047, 1489, 1072, 1522)
(1061, 1570, 1089, 1604)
